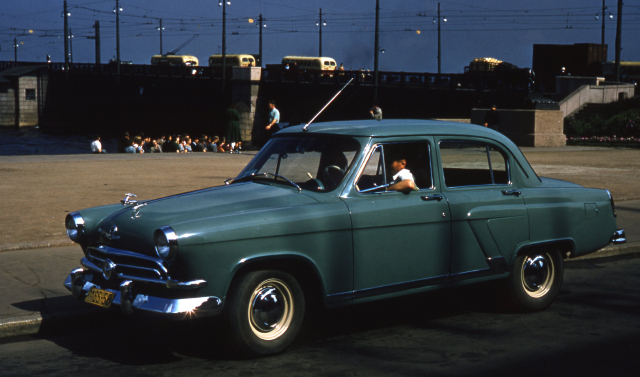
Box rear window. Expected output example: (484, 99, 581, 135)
(439, 141, 509, 187)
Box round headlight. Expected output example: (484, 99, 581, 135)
(65, 212, 85, 242)
(154, 226, 178, 260)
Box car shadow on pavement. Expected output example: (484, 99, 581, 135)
(20, 282, 513, 363)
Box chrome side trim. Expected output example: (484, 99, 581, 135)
(64, 271, 222, 317)
(327, 257, 508, 305)
(612, 229, 626, 244)
(80, 257, 207, 289)
(327, 274, 449, 304)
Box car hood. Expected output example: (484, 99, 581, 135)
(92, 182, 319, 253)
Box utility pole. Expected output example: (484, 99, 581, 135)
(13, 38, 18, 62)
(221, 0, 228, 93)
(601, 0, 606, 48)
(259, 14, 263, 67)
(158, 19, 164, 54)
(64, 1, 69, 71)
(373, 0, 380, 102)
(318, 8, 323, 56)
(437, 3, 441, 75)
(94, 21, 101, 65)
(116, 0, 121, 77)
(614, 0, 622, 82)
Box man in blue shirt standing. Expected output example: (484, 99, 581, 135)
(264, 99, 280, 143)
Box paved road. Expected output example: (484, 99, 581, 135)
(1, 254, 639, 377)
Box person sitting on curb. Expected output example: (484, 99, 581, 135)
(90, 135, 107, 154)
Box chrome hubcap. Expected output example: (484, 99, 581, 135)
(521, 254, 554, 298)
(248, 278, 293, 340)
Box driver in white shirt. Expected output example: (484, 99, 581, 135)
(387, 154, 418, 193)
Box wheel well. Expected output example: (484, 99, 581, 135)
(230, 257, 327, 309)
(516, 240, 573, 259)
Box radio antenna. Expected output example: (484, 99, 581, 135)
(303, 77, 353, 132)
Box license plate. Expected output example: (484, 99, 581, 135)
(85, 287, 116, 308)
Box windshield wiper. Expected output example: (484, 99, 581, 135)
(225, 173, 301, 192)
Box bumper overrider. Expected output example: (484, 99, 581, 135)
(612, 229, 626, 244)
(63, 245, 222, 317)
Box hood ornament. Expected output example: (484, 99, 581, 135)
(121, 193, 147, 219)
(121, 193, 138, 206)
(131, 202, 147, 219)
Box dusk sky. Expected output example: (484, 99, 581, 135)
(2, 0, 639, 73)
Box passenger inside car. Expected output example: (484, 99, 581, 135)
(385, 146, 419, 193)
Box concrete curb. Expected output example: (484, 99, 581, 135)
(0, 240, 74, 253)
(1, 241, 638, 341)
(0, 314, 43, 338)
(567, 241, 640, 262)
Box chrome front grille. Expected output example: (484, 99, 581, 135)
(86, 246, 169, 282)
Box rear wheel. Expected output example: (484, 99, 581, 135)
(506, 249, 563, 312)
(226, 270, 305, 357)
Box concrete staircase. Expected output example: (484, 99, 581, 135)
(571, 103, 609, 120)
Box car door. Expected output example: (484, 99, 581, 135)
(341, 139, 451, 298)
(436, 138, 529, 279)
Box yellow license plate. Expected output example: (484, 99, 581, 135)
(85, 287, 116, 308)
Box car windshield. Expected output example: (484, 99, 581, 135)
(235, 135, 360, 192)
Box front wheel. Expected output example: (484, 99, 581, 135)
(506, 249, 563, 312)
(226, 270, 305, 357)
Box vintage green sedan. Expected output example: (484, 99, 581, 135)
(64, 119, 625, 356)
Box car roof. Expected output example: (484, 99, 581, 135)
(277, 119, 510, 141)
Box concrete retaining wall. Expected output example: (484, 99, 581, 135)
(0, 75, 47, 128)
(0, 86, 16, 127)
(471, 109, 565, 147)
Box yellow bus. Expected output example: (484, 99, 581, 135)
(208, 54, 256, 67)
(602, 61, 640, 83)
(281, 56, 337, 71)
(150, 55, 199, 66)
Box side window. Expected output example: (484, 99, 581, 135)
(356, 142, 432, 193)
(440, 141, 509, 187)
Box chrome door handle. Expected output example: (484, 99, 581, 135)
(501, 189, 522, 196)
(421, 194, 443, 202)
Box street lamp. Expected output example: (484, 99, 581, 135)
(62, 1, 70, 71)
(13, 38, 18, 62)
(157, 19, 164, 54)
(68, 30, 74, 63)
(316, 8, 326, 56)
(595, 0, 614, 51)
(249, 15, 266, 67)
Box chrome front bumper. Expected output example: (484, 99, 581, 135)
(64, 267, 223, 318)
(612, 229, 626, 244)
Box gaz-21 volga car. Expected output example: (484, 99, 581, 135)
(64, 119, 626, 356)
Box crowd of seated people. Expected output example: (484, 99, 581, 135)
(114, 132, 243, 154)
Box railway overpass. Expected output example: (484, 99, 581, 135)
(1, 61, 531, 143)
